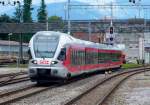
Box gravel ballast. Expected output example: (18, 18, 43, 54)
(10, 73, 106, 105)
(104, 71, 150, 105)
(2, 68, 150, 105)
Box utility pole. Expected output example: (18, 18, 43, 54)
(18, 2, 24, 64)
(88, 21, 91, 41)
(18, 1, 32, 64)
(129, 0, 142, 18)
(46, 13, 48, 31)
(110, 2, 113, 27)
(109, 2, 114, 45)
(8, 33, 12, 59)
(138, 0, 141, 18)
(64, 4, 67, 21)
(67, 0, 71, 34)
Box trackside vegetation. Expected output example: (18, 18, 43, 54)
(122, 63, 142, 69)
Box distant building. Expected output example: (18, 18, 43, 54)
(73, 31, 106, 43)
(0, 40, 28, 59)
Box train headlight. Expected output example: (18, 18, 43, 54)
(51, 61, 58, 65)
(31, 60, 37, 64)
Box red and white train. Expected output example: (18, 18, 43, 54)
(28, 31, 125, 83)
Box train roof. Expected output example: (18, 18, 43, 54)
(34, 31, 124, 51)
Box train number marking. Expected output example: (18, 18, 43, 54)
(39, 60, 49, 64)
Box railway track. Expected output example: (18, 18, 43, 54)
(0, 73, 90, 104)
(0, 77, 83, 105)
(0, 71, 29, 86)
(64, 67, 150, 105)
(0, 71, 27, 78)
(0, 67, 148, 105)
(0, 84, 54, 105)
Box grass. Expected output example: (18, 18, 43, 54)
(122, 63, 142, 69)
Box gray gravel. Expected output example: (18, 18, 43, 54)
(4, 68, 150, 105)
(0, 67, 35, 96)
(10, 73, 107, 105)
(0, 81, 35, 93)
(104, 71, 150, 105)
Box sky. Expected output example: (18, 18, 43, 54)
(0, 0, 150, 20)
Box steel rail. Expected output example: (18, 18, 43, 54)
(64, 67, 150, 105)
(0, 71, 27, 78)
(0, 85, 54, 105)
(0, 76, 30, 86)
(0, 67, 149, 105)
(96, 70, 146, 105)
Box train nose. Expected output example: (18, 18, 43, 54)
(29, 68, 37, 76)
(37, 69, 51, 76)
(29, 69, 35, 74)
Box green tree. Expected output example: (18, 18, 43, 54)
(37, 0, 47, 22)
(48, 16, 62, 23)
(23, 0, 32, 22)
(0, 34, 8, 40)
(48, 16, 64, 30)
(13, 5, 21, 23)
(0, 14, 12, 22)
(48, 16, 64, 29)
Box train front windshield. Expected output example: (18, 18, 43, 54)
(34, 35, 59, 58)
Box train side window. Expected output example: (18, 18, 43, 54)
(85, 51, 89, 64)
(71, 50, 74, 65)
(98, 52, 102, 63)
(74, 50, 77, 65)
(70, 50, 73, 65)
(108, 53, 111, 61)
(58, 48, 66, 61)
(110, 53, 112, 60)
(76, 51, 78, 65)
(112, 53, 120, 62)
(71, 50, 75, 65)
(85, 50, 87, 64)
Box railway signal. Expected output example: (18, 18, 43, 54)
(110, 37, 113, 41)
(110, 26, 113, 34)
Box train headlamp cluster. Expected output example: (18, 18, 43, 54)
(31, 60, 37, 64)
(51, 61, 58, 64)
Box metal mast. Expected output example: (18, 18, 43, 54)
(110, 2, 113, 27)
(67, 0, 71, 34)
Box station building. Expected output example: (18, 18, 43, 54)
(0, 40, 28, 60)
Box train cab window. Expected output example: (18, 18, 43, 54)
(58, 48, 66, 61)
(34, 35, 59, 58)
